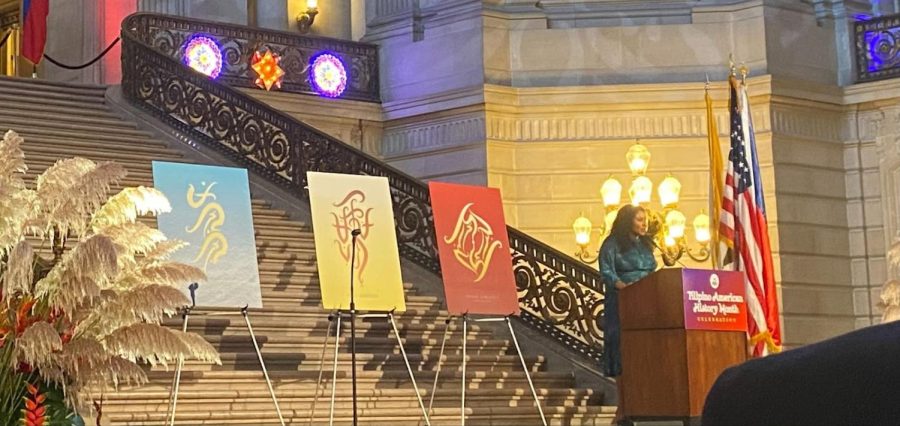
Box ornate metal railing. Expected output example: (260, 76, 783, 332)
(124, 13, 379, 102)
(855, 14, 900, 83)
(121, 13, 605, 362)
(0, 8, 17, 31)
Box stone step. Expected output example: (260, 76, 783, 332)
(102, 388, 601, 412)
(256, 286, 436, 302)
(256, 246, 319, 259)
(21, 143, 183, 162)
(260, 299, 442, 312)
(131, 369, 575, 392)
(108, 406, 615, 426)
(0, 115, 156, 138)
(261, 293, 439, 304)
(252, 222, 310, 233)
(256, 240, 317, 251)
(256, 262, 319, 274)
(0, 99, 123, 119)
(0, 86, 108, 107)
(103, 399, 610, 424)
(186, 324, 497, 346)
(157, 352, 544, 373)
(0, 108, 139, 129)
(249, 211, 295, 222)
(0, 76, 108, 96)
(103, 402, 615, 426)
(164, 316, 498, 343)
(255, 282, 419, 298)
(21, 172, 155, 189)
(195, 338, 511, 359)
(24, 161, 159, 179)
(16, 134, 173, 154)
(168, 307, 456, 325)
(1, 125, 161, 145)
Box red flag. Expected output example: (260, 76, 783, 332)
(22, 0, 50, 64)
(719, 76, 782, 356)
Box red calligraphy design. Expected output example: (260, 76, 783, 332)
(331, 190, 373, 284)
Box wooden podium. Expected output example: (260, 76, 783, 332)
(619, 268, 748, 419)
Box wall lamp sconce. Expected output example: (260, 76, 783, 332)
(297, 0, 319, 34)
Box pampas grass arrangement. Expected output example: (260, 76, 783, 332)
(0, 130, 220, 424)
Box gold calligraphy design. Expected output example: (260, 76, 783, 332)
(331, 190, 373, 284)
(444, 202, 502, 282)
(185, 182, 228, 271)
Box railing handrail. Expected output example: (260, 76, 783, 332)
(120, 12, 606, 362)
(855, 13, 900, 83)
(123, 12, 380, 102)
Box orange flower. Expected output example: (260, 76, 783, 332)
(15, 298, 38, 334)
(23, 382, 47, 426)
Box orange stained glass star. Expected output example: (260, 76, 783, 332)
(251, 50, 285, 91)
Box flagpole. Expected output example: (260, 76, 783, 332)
(705, 72, 724, 270)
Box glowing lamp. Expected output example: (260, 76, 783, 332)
(629, 176, 652, 205)
(664, 235, 677, 247)
(573, 215, 593, 247)
(626, 143, 651, 176)
(251, 50, 286, 91)
(694, 212, 711, 243)
(604, 210, 617, 234)
(600, 177, 622, 208)
(182, 35, 223, 79)
(665, 209, 687, 239)
(309, 52, 348, 98)
(657, 175, 682, 208)
(307, 0, 318, 8)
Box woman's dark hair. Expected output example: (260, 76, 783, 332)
(609, 204, 653, 251)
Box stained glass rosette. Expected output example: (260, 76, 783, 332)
(309, 52, 348, 98)
(182, 35, 223, 79)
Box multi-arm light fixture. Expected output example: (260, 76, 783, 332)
(573, 143, 711, 266)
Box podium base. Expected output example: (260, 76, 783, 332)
(624, 416, 701, 426)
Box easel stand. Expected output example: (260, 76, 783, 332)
(314, 310, 432, 426)
(430, 315, 546, 426)
(167, 285, 285, 426)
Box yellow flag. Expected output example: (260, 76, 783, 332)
(307, 172, 407, 312)
(706, 87, 725, 269)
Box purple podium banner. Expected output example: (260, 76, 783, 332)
(682, 269, 748, 332)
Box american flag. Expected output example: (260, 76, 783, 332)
(719, 76, 782, 356)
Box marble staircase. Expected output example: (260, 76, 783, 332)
(0, 76, 616, 425)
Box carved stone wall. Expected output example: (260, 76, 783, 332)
(844, 81, 900, 324)
(382, 108, 489, 185)
(246, 89, 384, 157)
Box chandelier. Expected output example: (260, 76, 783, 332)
(572, 143, 711, 266)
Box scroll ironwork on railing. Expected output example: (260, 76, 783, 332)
(124, 13, 379, 102)
(855, 14, 900, 83)
(121, 13, 605, 362)
(0, 9, 16, 31)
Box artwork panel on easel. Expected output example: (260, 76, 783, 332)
(151, 161, 262, 308)
(307, 172, 407, 312)
(429, 181, 519, 316)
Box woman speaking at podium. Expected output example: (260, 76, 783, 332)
(598, 204, 657, 423)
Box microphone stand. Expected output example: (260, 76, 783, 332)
(167, 283, 198, 426)
(349, 228, 361, 426)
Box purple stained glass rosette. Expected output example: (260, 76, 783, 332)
(182, 35, 223, 79)
(309, 52, 348, 98)
(865, 29, 900, 73)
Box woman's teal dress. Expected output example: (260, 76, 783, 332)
(599, 236, 657, 377)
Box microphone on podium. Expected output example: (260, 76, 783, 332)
(351, 228, 362, 237)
